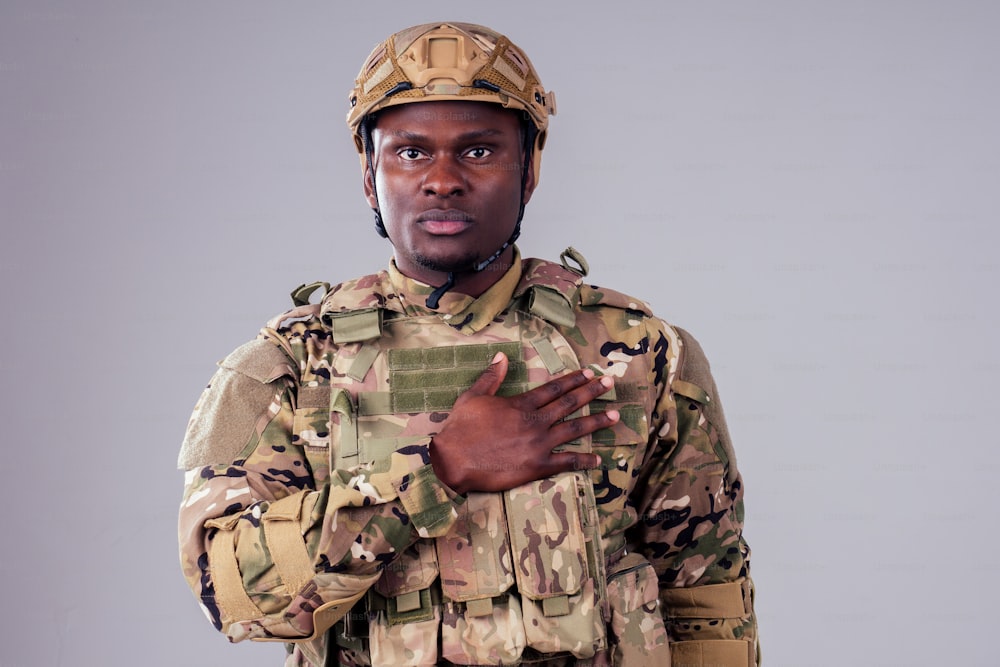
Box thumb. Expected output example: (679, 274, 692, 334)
(465, 351, 508, 397)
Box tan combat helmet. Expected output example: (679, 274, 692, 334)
(346, 22, 557, 182)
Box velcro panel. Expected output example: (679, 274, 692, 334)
(388, 342, 527, 413)
(661, 580, 749, 619)
(669, 639, 751, 667)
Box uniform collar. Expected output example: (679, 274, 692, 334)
(386, 249, 524, 335)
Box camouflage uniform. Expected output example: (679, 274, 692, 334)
(178, 250, 758, 665)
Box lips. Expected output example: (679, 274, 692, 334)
(416, 209, 473, 235)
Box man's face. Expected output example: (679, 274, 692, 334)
(365, 101, 535, 287)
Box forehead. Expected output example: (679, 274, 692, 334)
(372, 101, 523, 139)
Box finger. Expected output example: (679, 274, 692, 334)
(547, 409, 620, 445)
(547, 451, 602, 474)
(463, 351, 508, 397)
(519, 368, 597, 410)
(538, 375, 616, 422)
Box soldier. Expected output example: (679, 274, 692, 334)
(179, 22, 759, 667)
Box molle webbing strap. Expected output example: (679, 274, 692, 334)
(660, 580, 749, 619)
(208, 524, 265, 624)
(347, 342, 380, 381)
(672, 379, 711, 405)
(530, 337, 566, 374)
(669, 639, 752, 667)
(262, 493, 315, 598)
(526, 286, 576, 328)
(327, 308, 382, 343)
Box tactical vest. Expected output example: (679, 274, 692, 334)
(282, 259, 670, 666)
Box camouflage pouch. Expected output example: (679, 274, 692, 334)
(369, 606, 440, 666)
(291, 385, 339, 483)
(436, 492, 523, 664)
(440, 596, 526, 665)
(606, 552, 670, 665)
(374, 540, 438, 625)
(505, 472, 607, 659)
(368, 540, 441, 666)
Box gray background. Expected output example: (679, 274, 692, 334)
(2, 1, 997, 665)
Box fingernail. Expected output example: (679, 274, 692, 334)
(606, 409, 620, 422)
(600, 376, 614, 388)
(582, 368, 595, 379)
(491, 352, 504, 364)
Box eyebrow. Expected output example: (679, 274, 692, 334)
(387, 128, 506, 143)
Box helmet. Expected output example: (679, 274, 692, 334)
(347, 22, 556, 181)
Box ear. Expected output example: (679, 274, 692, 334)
(520, 155, 537, 206)
(363, 162, 378, 209)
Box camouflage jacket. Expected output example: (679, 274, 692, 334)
(178, 251, 758, 666)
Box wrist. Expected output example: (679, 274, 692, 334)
(429, 434, 468, 495)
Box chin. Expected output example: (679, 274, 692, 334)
(414, 251, 482, 274)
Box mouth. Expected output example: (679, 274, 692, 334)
(416, 209, 474, 236)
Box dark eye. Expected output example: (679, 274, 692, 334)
(465, 147, 493, 159)
(398, 148, 425, 161)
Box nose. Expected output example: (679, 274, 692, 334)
(422, 155, 466, 197)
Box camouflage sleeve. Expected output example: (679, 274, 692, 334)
(631, 323, 760, 666)
(177, 337, 460, 644)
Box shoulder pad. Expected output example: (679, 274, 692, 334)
(218, 337, 296, 384)
(179, 338, 295, 470)
(674, 327, 714, 399)
(674, 326, 738, 484)
(578, 284, 653, 316)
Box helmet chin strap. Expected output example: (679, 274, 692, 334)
(423, 216, 521, 309)
(362, 116, 535, 309)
